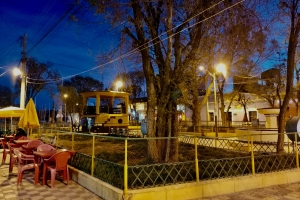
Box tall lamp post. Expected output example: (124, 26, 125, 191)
(64, 94, 68, 123)
(13, 68, 26, 109)
(199, 63, 226, 138)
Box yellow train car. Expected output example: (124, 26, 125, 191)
(80, 91, 130, 133)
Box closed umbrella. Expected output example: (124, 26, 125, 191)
(18, 98, 40, 136)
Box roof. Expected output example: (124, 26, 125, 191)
(80, 90, 130, 98)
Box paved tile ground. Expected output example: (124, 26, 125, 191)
(197, 182, 300, 200)
(0, 154, 103, 200)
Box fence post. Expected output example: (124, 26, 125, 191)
(56, 132, 59, 148)
(215, 137, 217, 148)
(91, 135, 95, 176)
(194, 137, 199, 182)
(50, 128, 52, 144)
(124, 139, 128, 198)
(248, 135, 250, 152)
(251, 135, 255, 175)
(295, 133, 299, 169)
(71, 133, 74, 151)
(288, 136, 290, 153)
(47, 129, 49, 144)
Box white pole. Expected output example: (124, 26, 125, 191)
(20, 34, 27, 109)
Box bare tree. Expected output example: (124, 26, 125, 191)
(14, 57, 60, 104)
(64, 75, 104, 93)
(276, 0, 300, 153)
(243, 66, 286, 108)
(84, 0, 249, 162)
(58, 86, 82, 128)
(234, 93, 254, 122)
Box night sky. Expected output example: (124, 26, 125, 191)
(0, 0, 123, 107)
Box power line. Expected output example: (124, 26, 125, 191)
(28, 1, 78, 53)
(22, 0, 245, 84)
(60, 0, 246, 79)
(53, 20, 126, 56)
(29, 0, 58, 34)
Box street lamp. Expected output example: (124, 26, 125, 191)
(200, 63, 226, 138)
(64, 94, 68, 123)
(13, 67, 26, 109)
(115, 81, 123, 91)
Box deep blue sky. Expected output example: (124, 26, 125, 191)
(0, 0, 123, 108)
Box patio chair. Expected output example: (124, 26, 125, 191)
(7, 142, 22, 172)
(44, 151, 72, 188)
(22, 140, 44, 155)
(1, 138, 9, 164)
(15, 136, 30, 141)
(37, 144, 56, 152)
(15, 149, 40, 185)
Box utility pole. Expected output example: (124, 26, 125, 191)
(20, 34, 27, 109)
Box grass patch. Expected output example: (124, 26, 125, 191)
(58, 135, 248, 165)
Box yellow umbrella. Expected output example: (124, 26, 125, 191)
(0, 106, 25, 131)
(18, 98, 40, 136)
(0, 106, 25, 117)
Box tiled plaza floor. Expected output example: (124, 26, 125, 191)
(0, 158, 103, 200)
(197, 181, 300, 200)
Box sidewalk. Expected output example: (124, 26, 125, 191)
(197, 181, 300, 200)
(0, 155, 103, 200)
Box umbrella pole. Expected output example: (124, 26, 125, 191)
(4, 118, 6, 131)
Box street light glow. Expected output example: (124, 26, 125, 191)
(116, 81, 123, 91)
(13, 67, 26, 108)
(216, 63, 226, 77)
(13, 68, 22, 76)
(63, 94, 68, 124)
(116, 81, 123, 88)
(198, 63, 227, 138)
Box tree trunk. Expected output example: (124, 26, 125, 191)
(146, 80, 159, 162)
(277, 8, 300, 153)
(243, 105, 248, 122)
(219, 90, 226, 126)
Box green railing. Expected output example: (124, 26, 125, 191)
(35, 127, 300, 198)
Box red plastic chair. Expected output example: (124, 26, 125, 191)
(44, 151, 72, 188)
(17, 136, 30, 140)
(1, 138, 9, 164)
(15, 149, 39, 185)
(7, 142, 22, 172)
(37, 144, 56, 152)
(36, 144, 56, 165)
(22, 140, 44, 155)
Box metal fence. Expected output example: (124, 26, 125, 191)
(35, 127, 300, 196)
